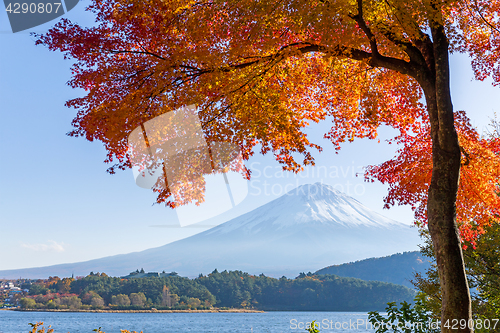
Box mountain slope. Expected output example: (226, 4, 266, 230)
(315, 251, 432, 288)
(0, 183, 421, 279)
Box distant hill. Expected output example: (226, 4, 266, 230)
(315, 251, 432, 288)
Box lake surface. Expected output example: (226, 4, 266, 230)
(0, 310, 378, 333)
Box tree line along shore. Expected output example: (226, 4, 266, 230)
(10, 308, 264, 313)
(3, 269, 414, 312)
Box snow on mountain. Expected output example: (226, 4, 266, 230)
(205, 183, 403, 234)
(0, 183, 421, 279)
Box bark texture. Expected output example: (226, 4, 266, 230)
(420, 23, 473, 333)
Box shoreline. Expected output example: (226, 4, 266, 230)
(7, 308, 265, 313)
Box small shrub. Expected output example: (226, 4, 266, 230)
(306, 320, 320, 333)
(368, 299, 440, 333)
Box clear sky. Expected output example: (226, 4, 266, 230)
(1, 1, 499, 271)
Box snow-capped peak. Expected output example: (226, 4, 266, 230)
(204, 182, 406, 235)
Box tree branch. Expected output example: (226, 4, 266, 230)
(348, 0, 379, 57)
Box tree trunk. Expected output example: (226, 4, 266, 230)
(422, 23, 473, 333)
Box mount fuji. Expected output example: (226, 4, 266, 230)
(0, 183, 421, 279)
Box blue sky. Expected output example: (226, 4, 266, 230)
(1, 1, 499, 272)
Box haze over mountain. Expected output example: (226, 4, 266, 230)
(0, 183, 421, 279)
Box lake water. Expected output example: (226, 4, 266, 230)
(0, 310, 378, 333)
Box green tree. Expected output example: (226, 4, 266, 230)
(187, 297, 202, 308)
(413, 222, 500, 327)
(129, 292, 147, 307)
(29, 284, 49, 296)
(56, 296, 83, 309)
(111, 294, 131, 306)
(46, 299, 57, 309)
(81, 291, 101, 304)
(20, 298, 36, 309)
(90, 296, 105, 308)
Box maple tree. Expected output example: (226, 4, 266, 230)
(35, 0, 500, 331)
